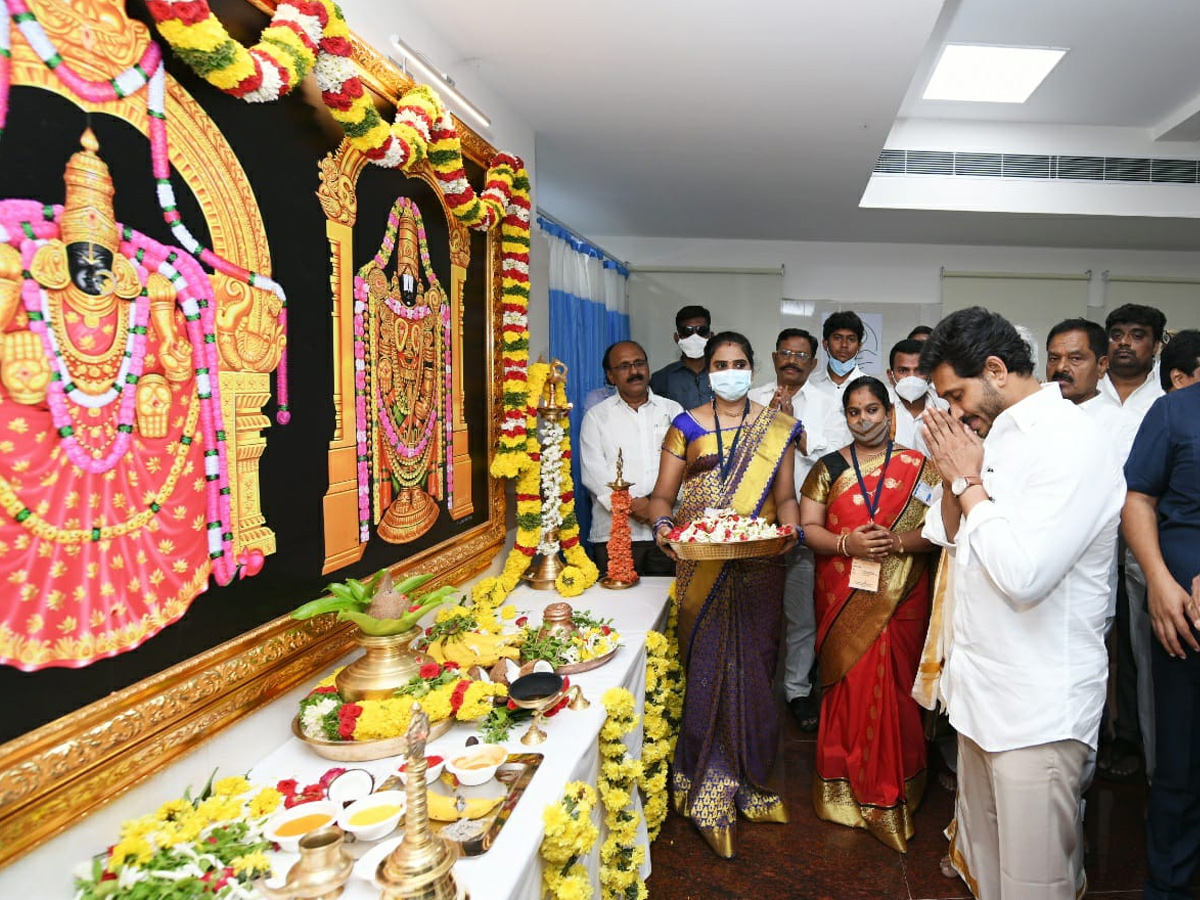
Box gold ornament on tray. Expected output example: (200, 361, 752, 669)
(254, 826, 354, 900)
(377, 706, 468, 900)
(521, 360, 573, 589)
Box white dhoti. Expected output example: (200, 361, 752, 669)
(948, 734, 1089, 900)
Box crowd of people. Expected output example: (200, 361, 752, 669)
(576, 301, 1200, 899)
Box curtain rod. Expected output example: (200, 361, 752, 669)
(534, 208, 628, 268)
(941, 269, 1091, 282)
(629, 265, 785, 276)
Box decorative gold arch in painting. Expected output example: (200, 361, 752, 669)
(10, 0, 279, 562)
(319, 141, 476, 571)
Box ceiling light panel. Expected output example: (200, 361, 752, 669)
(923, 44, 1067, 103)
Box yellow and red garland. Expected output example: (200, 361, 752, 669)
(145, 0, 533, 477)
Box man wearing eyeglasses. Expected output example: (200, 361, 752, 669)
(649, 304, 715, 410)
(749, 328, 841, 731)
(581, 340, 683, 576)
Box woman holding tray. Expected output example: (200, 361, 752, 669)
(648, 331, 801, 858)
(800, 375, 940, 852)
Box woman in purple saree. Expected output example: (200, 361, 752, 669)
(649, 332, 802, 858)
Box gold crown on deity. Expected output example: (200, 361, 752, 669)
(59, 128, 119, 250)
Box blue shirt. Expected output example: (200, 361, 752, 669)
(649, 359, 712, 410)
(1124, 383, 1200, 591)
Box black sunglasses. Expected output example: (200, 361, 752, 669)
(678, 324, 711, 338)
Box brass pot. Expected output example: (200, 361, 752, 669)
(255, 826, 354, 900)
(335, 627, 431, 702)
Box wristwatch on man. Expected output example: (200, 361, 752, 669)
(950, 475, 983, 497)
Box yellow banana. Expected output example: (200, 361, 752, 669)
(426, 789, 504, 822)
(426, 632, 522, 667)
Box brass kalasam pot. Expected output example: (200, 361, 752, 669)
(335, 627, 432, 702)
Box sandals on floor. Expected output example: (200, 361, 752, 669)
(1096, 737, 1144, 783)
(788, 694, 820, 733)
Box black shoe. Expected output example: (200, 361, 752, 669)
(788, 694, 819, 733)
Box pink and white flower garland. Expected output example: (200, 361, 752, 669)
(0, 200, 237, 584)
(537, 419, 565, 557)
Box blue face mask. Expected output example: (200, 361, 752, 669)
(709, 369, 752, 402)
(828, 355, 858, 377)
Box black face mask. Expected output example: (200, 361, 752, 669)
(67, 241, 115, 296)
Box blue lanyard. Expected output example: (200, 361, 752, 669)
(850, 440, 893, 523)
(712, 398, 749, 482)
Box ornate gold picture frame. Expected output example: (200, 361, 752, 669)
(0, 11, 506, 869)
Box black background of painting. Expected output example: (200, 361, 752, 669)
(0, 0, 493, 743)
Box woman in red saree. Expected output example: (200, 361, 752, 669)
(800, 376, 940, 852)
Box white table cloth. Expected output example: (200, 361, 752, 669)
(252, 577, 673, 900)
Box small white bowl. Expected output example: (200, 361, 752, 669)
(264, 800, 340, 853)
(445, 744, 507, 787)
(397, 754, 446, 785)
(354, 835, 404, 884)
(337, 790, 406, 842)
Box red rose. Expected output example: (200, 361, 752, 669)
(318, 767, 346, 790)
(320, 35, 353, 57)
(276, 778, 298, 796)
(507, 698, 517, 710)
(601, 626, 612, 635)
(544, 695, 571, 718)
(443, 660, 460, 670)
(449, 679, 471, 714)
(147, 0, 211, 26)
(419, 662, 442, 679)
(308, 685, 338, 695)
(515, 616, 528, 627)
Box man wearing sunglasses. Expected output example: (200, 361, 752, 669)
(749, 328, 841, 731)
(650, 304, 715, 410)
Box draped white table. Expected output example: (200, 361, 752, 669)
(252, 577, 673, 900)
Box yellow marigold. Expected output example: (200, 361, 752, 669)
(118, 813, 158, 841)
(107, 835, 153, 872)
(155, 797, 193, 823)
(456, 681, 507, 721)
(195, 795, 242, 824)
(555, 565, 585, 598)
(213, 775, 251, 797)
(500, 604, 517, 620)
(353, 697, 417, 740)
(231, 850, 272, 876)
(436, 604, 470, 623)
(248, 786, 284, 818)
(420, 684, 454, 722)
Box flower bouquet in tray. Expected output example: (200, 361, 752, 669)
(666, 508, 796, 560)
(519, 604, 622, 675)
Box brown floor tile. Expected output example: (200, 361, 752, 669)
(646, 696, 1159, 900)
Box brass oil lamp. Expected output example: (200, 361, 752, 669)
(521, 359, 573, 590)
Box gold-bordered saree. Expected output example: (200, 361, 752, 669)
(802, 444, 940, 852)
(663, 406, 801, 858)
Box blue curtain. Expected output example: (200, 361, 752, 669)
(539, 217, 630, 554)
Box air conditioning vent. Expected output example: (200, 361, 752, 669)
(876, 150, 1200, 185)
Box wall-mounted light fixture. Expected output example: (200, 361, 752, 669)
(388, 34, 492, 130)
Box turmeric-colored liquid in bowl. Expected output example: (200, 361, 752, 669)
(275, 813, 332, 837)
(348, 804, 402, 827)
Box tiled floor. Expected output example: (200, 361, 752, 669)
(645, 706, 1153, 900)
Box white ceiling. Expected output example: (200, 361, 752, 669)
(406, 0, 1200, 250)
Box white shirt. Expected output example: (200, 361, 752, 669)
(579, 390, 682, 543)
(922, 383, 1124, 752)
(748, 380, 840, 493)
(1098, 371, 1163, 462)
(893, 400, 930, 456)
(809, 362, 869, 400)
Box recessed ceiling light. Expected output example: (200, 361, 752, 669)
(923, 44, 1067, 103)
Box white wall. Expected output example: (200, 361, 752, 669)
(595, 235, 1200, 310)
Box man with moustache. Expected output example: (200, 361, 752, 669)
(581, 340, 682, 577)
(888, 338, 932, 454)
(649, 304, 714, 409)
(919, 307, 1123, 900)
(811, 311, 872, 400)
(749, 328, 839, 730)
(1046, 318, 1124, 428)
(1096, 303, 1167, 784)
(1123, 329, 1200, 899)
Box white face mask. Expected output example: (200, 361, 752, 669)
(894, 375, 929, 403)
(677, 333, 708, 359)
(709, 369, 752, 402)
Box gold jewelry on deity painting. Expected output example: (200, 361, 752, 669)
(0, 330, 53, 404)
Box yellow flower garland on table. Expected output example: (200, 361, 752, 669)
(541, 781, 599, 900)
(599, 687, 647, 900)
(472, 363, 598, 607)
(640, 584, 684, 840)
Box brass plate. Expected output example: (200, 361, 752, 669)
(291, 714, 452, 762)
(556, 646, 619, 675)
(431, 753, 543, 856)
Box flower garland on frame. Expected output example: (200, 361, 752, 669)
(598, 687, 647, 900)
(142, 0, 533, 463)
(472, 363, 598, 608)
(640, 599, 684, 841)
(541, 781, 599, 900)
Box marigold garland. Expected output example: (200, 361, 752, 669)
(605, 487, 637, 583)
(640, 624, 684, 841)
(143, 0, 532, 466)
(541, 781, 599, 900)
(598, 687, 646, 900)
